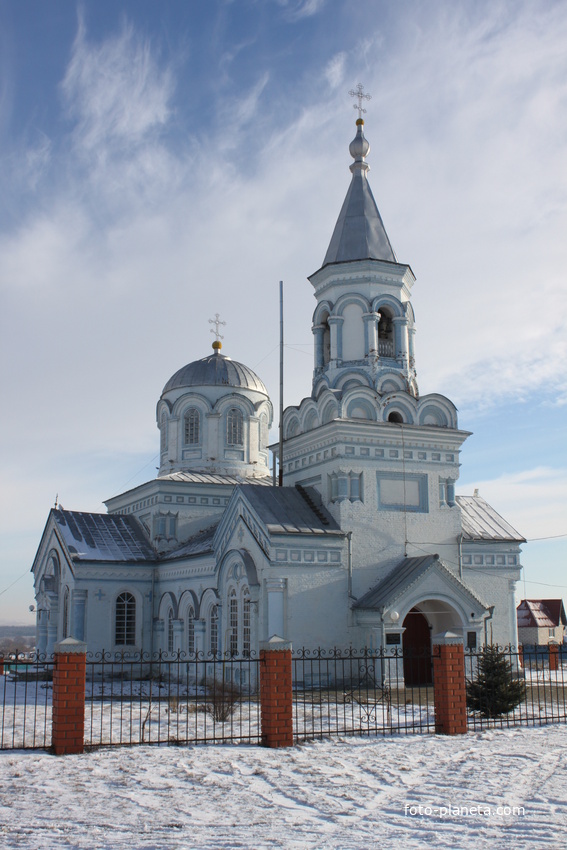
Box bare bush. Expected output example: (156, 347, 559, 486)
(205, 679, 241, 722)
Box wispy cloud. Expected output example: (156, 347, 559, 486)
(281, 0, 327, 23)
(324, 53, 346, 89)
(61, 14, 174, 157)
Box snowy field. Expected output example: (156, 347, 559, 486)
(1, 725, 566, 849)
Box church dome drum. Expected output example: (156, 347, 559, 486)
(157, 342, 272, 479)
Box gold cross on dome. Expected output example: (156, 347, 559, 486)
(349, 83, 371, 118)
(209, 313, 226, 341)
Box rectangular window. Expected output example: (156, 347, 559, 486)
(467, 632, 477, 650)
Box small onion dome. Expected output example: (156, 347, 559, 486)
(162, 344, 268, 395)
(349, 118, 370, 161)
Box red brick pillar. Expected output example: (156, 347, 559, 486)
(0, 656, 4, 675)
(52, 638, 87, 755)
(432, 632, 467, 735)
(549, 643, 559, 671)
(259, 636, 293, 748)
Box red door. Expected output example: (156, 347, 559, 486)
(403, 608, 432, 686)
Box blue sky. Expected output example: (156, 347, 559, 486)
(1, 0, 566, 625)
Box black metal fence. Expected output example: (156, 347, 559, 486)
(465, 644, 567, 730)
(0, 653, 53, 750)
(292, 647, 435, 740)
(84, 651, 261, 748)
(2, 644, 566, 751)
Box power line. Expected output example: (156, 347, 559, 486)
(0, 571, 30, 597)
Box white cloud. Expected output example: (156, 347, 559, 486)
(282, 0, 327, 23)
(458, 466, 567, 541)
(324, 53, 346, 90)
(61, 15, 174, 157)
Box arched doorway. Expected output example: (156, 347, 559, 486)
(403, 608, 432, 686)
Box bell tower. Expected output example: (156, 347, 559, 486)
(309, 112, 417, 404)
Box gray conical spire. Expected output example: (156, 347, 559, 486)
(323, 119, 396, 266)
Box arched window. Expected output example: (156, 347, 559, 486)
(378, 308, 394, 357)
(242, 590, 251, 657)
(167, 607, 174, 654)
(210, 605, 218, 657)
(388, 411, 404, 424)
(62, 587, 70, 639)
(187, 605, 195, 656)
(184, 408, 200, 445)
(160, 413, 168, 454)
(227, 408, 243, 446)
(229, 590, 238, 656)
(115, 592, 136, 646)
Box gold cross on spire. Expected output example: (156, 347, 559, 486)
(209, 312, 226, 342)
(349, 83, 371, 119)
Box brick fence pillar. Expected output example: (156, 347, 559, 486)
(549, 643, 559, 671)
(432, 631, 467, 736)
(52, 637, 87, 755)
(259, 636, 293, 748)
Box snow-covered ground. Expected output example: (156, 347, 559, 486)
(1, 725, 566, 849)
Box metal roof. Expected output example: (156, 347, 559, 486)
(238, 485, 343, 536)
(162, 351, 268, 395)
(517, 599, 567, 629)
(354, 554, 487, 611)
(53, 510, 155, 562)
(159, 471, 273, 486)
(456, 495, 525, 542)
(161, 525, 217, 561)
(322, 121, 396, 267)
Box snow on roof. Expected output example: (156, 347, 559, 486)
(53, 510, 155, 563)
(517, 599, 567, 629)
(456, 495, 525, 542)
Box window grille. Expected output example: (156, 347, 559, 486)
(210, 605, 218, 656)
(184, 408, 200, 445)
(167, 608, 174, 654)
(187, 606, 195, 655)
(227, 408, 244, 446)
(115, 592, 136, 645)
(229, 591, 238, 656)
(243, 592, 251, 657)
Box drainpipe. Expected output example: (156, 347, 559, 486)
(347, 531, 353, 600)
(457, 533, 463, 579)
(484, 605, 495, 646)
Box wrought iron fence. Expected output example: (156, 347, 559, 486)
(84, 650, 261, 748)
(0, 652, 53, 750)
(292, 647, 435, 741)
(465, 645, 567, 730)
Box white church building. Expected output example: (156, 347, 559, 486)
(31, 111, 525, 683)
